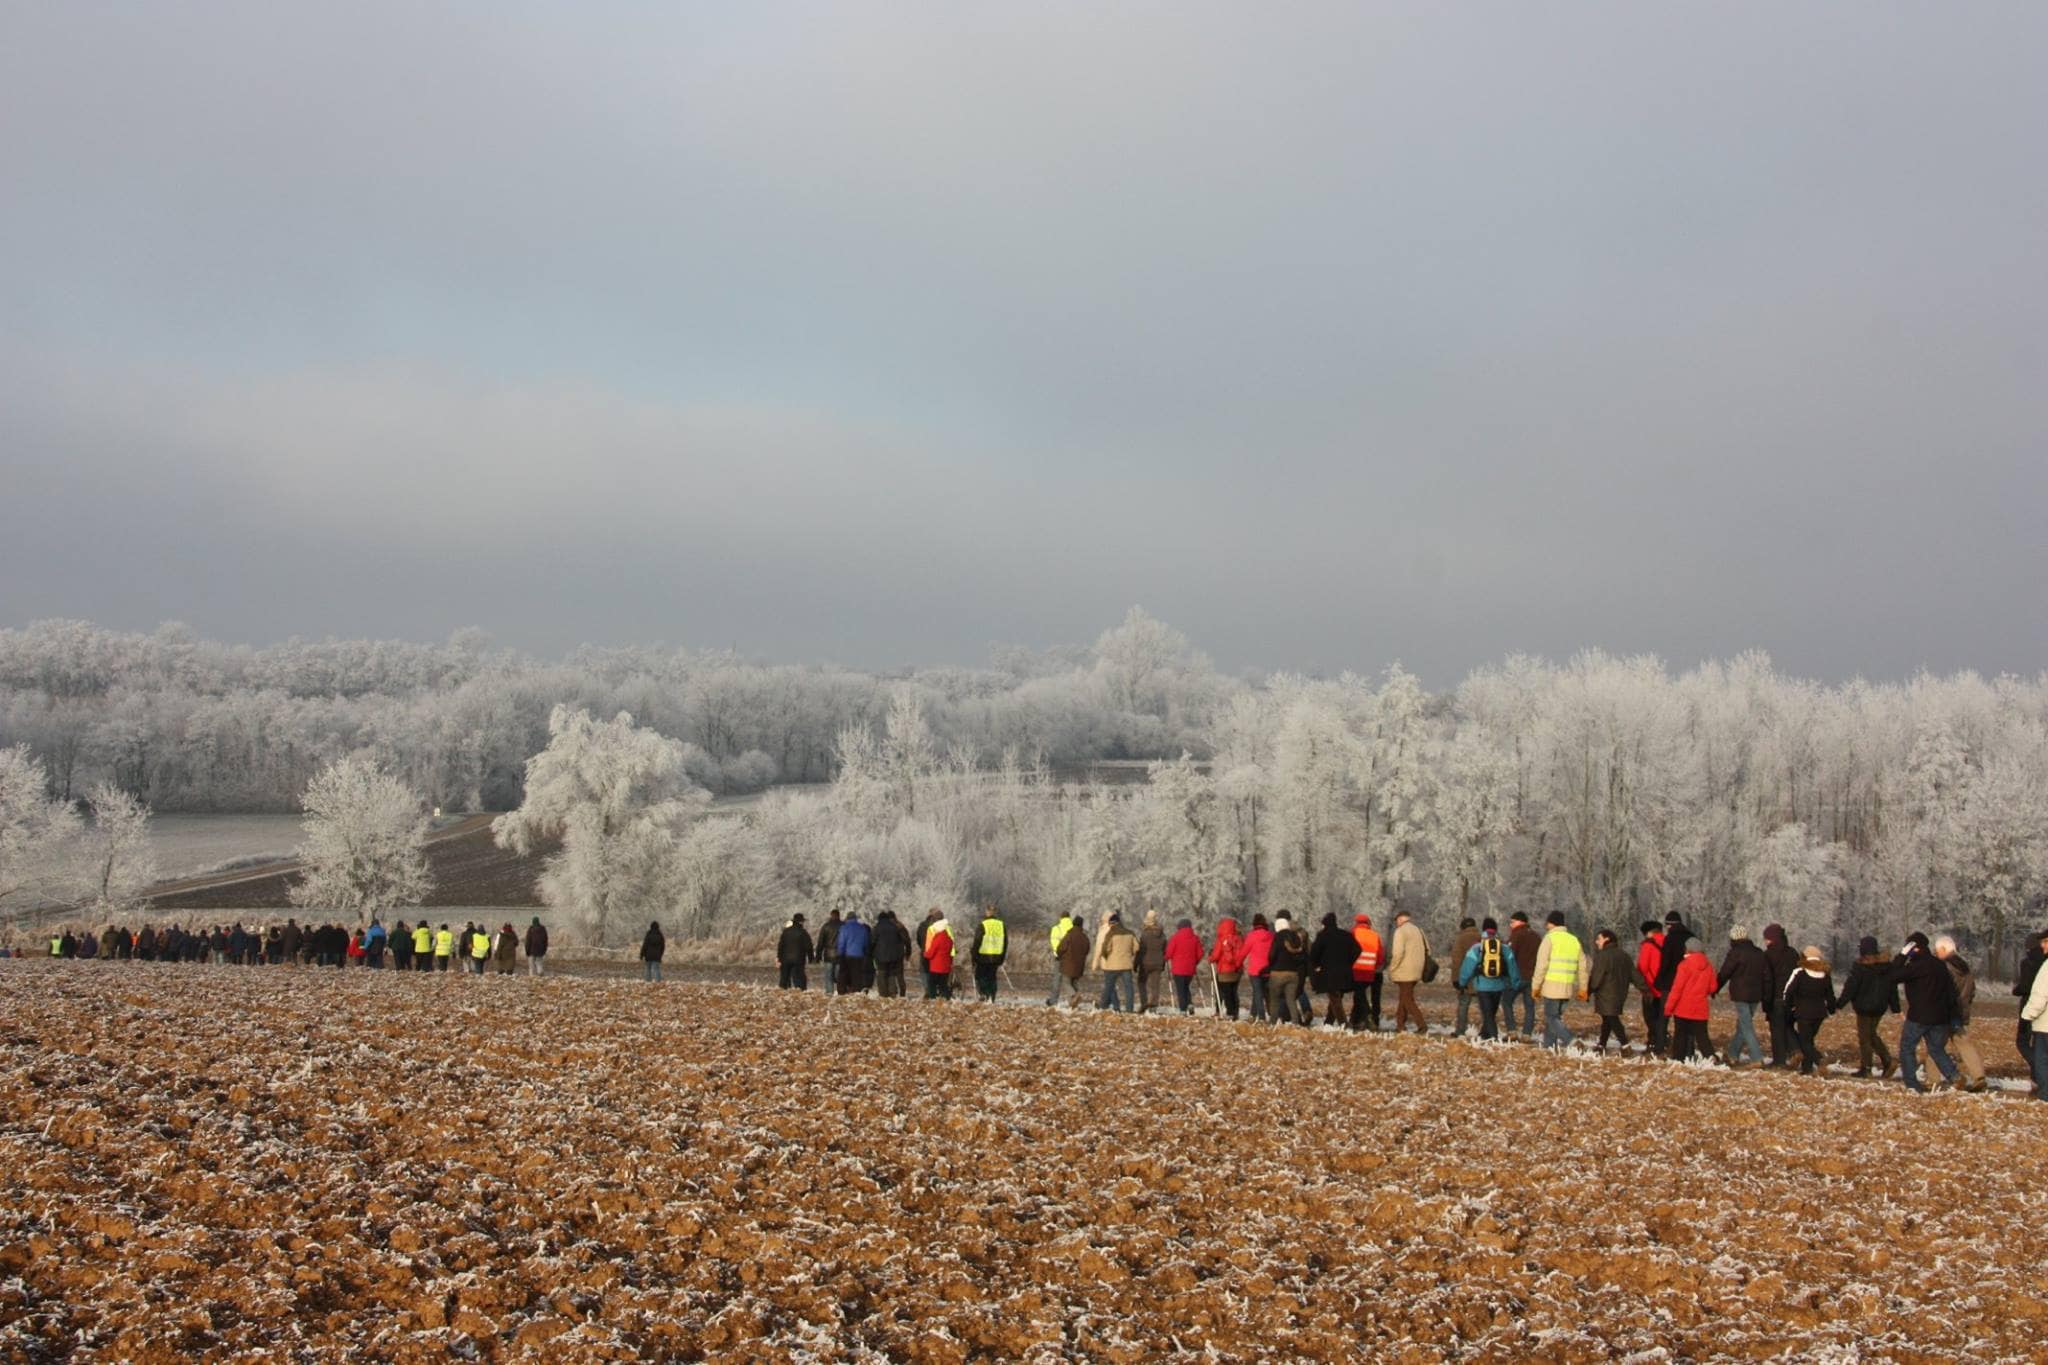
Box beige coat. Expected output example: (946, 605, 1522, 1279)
(1530, 928, 1591, 1001)
(1095, 923, 1139, 973)
(1386, 921, 1427, 983)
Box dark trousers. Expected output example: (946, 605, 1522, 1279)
(778, 961, 807, 990)
(1173, 975, 1194, 1013)
(1350, 979, 1381, 1031)
(1854, 1011, 1892, 1073)
(1768, 1002, 1794, 1065)
(2018, 1019, 2033, 1068)
(875, 963, 904, 997)
(1248, 975, 1269, 1022)
(1321, 991, 1347, 1026)
(974, 960, 1000, 1001)
(1670, 1017, 1711, 1062)
(926, 972, 953, 1000)
(1792, 1017, 1824, 1073)
(1268, 972, 1305, 1024)
(1477, 991, 1502, 1040)
(1217, 980, 1241, 1018)
(1641, 994, 1666, 1053)
(1597, 1014, 1627, 1048)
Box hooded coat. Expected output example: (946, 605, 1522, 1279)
(1838, 955, 1898, 1016)
(1165, 925, 1204, 976)
(1653, 922, 1693, 996)
(1209, 918, 1244, 980)
(1664, 950, 1719, 1022)
(1240, 923, 1274, 977)
(1310, 919, 1362, 993)
(924, 923, 955, 975)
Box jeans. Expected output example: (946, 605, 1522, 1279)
(821, 960, 837, 996)
(1898, 1019, 1959, 1091)
(528, 956, 544, 976)
(1729, 1001, 1766, 1065)
(1477, 991, 1502, 1040)
(2030, 1028, 2048, 1099)
(1541, 996, 1573, 1049)
(1507, 986, 1534, 1035)
(1099, 970, 1135, 1013)
(778, 961, 807, 990)
(1046, 964, 1065, 1005)
(1248, 975, 1269, 1022)
(643, 961, 662, 982)
(1456, 989, 1476, 1036)
(1268, 971, 1305, 1024)
(1172, 975, 1194, 1013)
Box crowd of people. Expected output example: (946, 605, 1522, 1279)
(25, 917, 552, 975)
(23, 901, 2048, 1101)
(779, 904, 2048, 1100)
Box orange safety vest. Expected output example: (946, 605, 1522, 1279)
(1353, 926, 1382, 980)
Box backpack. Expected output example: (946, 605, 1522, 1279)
(1480, 939, 1505, 980)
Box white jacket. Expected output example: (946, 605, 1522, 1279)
(2023, 962, 2048, 1025)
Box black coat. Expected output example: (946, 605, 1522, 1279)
(1837, 956, 1898, 1016)
(872, 917, 911, 966)
(2015, 944, 2046, 1005)
(641, 926, 666, 963)
(525, 923, 550, 958)
(1269, 928, 1311, 975)
(1784, 970, 1835, 1024)
(1653, 924, 1692, 996)
(777, 924, 811, 965)
(1718, 941, 1771, 1003)
(1310, 925, 1361, 993)
(1884, 950, 1956, 1026)
(1762, 941, 1800, 1008)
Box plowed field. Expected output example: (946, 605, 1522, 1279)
(3, 963, 2044, 1362)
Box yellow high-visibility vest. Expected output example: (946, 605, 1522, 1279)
(413, 926, 432, 953)
(435, 929, 454, 957)
(50, 936, 62, 957)
(470, 931, 490, 959)
(978, 918, 1006, 956)
(1545, 930, 1584, 987)
(1050, 918, 1072, 953)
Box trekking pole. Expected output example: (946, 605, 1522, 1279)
(1209, 960, 1223, 1018)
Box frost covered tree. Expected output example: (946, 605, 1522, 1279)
(1132, 754, 1240, 925)
(671, 817, 770, 938)
(0, 744, 79, 911)
(492, 707, 709, 947)
(1948, 756, 2048, 977)
(1740, 822, 1844, 951)
(1428, 729, 1517, 922)
(290, 756, 434, 921)
(78, 783, 160, 917)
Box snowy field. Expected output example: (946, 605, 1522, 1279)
(4, 964, 2046, 1361)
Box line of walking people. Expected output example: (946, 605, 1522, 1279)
(31, 917, 554, 975)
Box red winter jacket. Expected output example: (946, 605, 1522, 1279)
(1164, 926, 1204, 976)
(1209, 920, 1245, 978)
(1664, 951, 1718, 1021)
(1240, 925, 1274, 976)
(1636, 933, 1665, 1000)
(924, 926, 954, 976)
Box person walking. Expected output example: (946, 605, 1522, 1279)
(777, 914, 811, 990)
(1350, 913, 1383, 1033)
(433, 923, 454, 972)
(2020, 927, 2048, 1099)
(2013, 927, 2047, 1071)
(1046, 913, 1076, 1007)
(1636, 920, 1667, 1053)
(1885, 933, 1961, 1093)
(364, 919, 387, 970)
(1310, 913, 1360, 1026)
(1387, 911, 1429, 1035)
(1783, 946, 1835, 1075)
(1761, 924, 1800, 1068)
(1933, 936, 1988, 1092)
(1094, 912, 1139, 1013)
(1266, 917, 1310, 1026)
(1135, 911, 1167, 1013)
(1455, 918, 1523, 1041)
(971, 906, 1007, 1003)
(640, 921, 666, 982)
(1835, 935, 1898, 1078)
(494, 924, 518, 974)
(923, 917, 955, 1000)
(1165, 918, 1205, 1014)
(1716, 926, 1771, 1068)
(1505, 912, 1541, 1040)
(1209, 916, 1245, 1019)
(871, 910, 910, 998)
(1241, 914, 1274, 1023)
(1651, 912, 1694, 1055)
(409, 921, 432, 972)
(1586, 929, 1633, 1050)
(1664, 938, 1719, 1063)
(816, 910, 842, 997)
(1449, 918, 1483, 1037)
(524, 917, 549, 976)
(917, 908, 943, 997)
(1530, 911, 1589, 1050)
(1055, 917, 1090, 1008)
(835, 911, 872, 995)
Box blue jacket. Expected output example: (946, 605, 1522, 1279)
(836, 919, 872, 960)
(1457, 935, 1525, 993)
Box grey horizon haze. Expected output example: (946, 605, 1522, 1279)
(3, 3, 2044, 686)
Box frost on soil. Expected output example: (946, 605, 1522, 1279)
(2, 964, 2046, 1363)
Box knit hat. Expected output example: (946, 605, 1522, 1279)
(1274, 916, 1291, 930)
(1728, 925, 1750, 942)
(1906, 931, 1930, 952)
(1664, 911, 1683, 925)
(1545, 910, 1566, 927)
(1481, 917, 1498, 933)
(1857, 935, 1878, 957)
(1762, 923, 1787, 945)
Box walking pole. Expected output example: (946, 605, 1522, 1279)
(1209, 960, 1223, 1018)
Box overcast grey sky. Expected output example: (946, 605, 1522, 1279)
(3, 3, 2043, 683)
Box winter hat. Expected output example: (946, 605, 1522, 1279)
(1460, 917, 1477, 930)
(1545, 911, 1566, 927)
(1144, 910, 1159, 927)
(1800, 945, 1828, 970)
(1763, 924, 1787, 946)
(1322, 913, 1338, 929)
(1728, 926, 1750, 942)
(531, 916, 543, 928)
(1906, 931, 1930, 952)
(1664, 911, 1683, 925)
(1510, 912, 1530, 925)
(1354, 913, 1372, 927)
(1481, 917, 1498, 933)
(1857, 935, 1878, 957)
(1274, 916, 1292, 931)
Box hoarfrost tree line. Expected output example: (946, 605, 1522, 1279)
(5, 614, 2048, 973)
